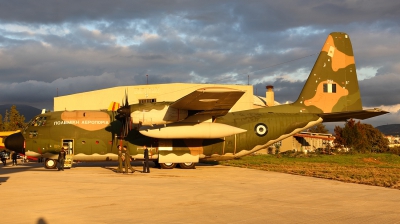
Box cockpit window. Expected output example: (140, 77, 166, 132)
(29, 131, 38, 138)
(30, 116, 47, 126)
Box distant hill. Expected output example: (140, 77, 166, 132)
(376, 124, 400, 136)
(0, 104, 42, 122)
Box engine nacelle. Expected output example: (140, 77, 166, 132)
(131, 106, 188, 125)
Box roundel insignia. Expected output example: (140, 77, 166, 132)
(254, 123, 268, 137)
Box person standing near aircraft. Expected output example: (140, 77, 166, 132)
(1, 151, 6, 166)
(58, 148, 66, 171)
(143, 145, 150, 173)
(117, 145, 124, 173)
(123, 146, 135, 173)
(11, 151, 17, 166)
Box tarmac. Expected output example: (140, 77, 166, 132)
(1, 161, 400, 224)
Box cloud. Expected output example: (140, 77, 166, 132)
(0, 1, 399, 128)
(0, 72, 125, 109)
(359, 73, 400, 107)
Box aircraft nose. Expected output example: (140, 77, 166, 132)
(4, 132, 25, 154)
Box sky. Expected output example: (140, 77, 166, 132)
(0, 0, 399, 128)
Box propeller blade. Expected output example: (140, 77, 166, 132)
(125, 89, 129, 107)
(116, 88, 132, 137)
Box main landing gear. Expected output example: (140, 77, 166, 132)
(159, 162, 176, 169)
(157, 162, 196, 169)
(179, 162, 196, 169)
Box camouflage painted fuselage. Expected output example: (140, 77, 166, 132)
(22, 107, 321, 163)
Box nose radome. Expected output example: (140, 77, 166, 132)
(4, 132, 25, 154)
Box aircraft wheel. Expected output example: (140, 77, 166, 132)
(45, 159, 57, 169)
(179, 162, 196, 169)
(160, 162, 176, 169)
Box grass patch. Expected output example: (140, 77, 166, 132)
(219, 153, 400, 189)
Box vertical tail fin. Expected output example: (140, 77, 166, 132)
(295, 32, 362, 113)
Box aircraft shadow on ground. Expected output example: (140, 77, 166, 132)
(72, 160, 135, 167)
(0, 161, 221, 177)
(0, 162, 43, 175)
(0, 176, 10, 185)
(102, 166, 144, 173)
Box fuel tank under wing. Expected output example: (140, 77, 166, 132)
(139, 122, 247, 139)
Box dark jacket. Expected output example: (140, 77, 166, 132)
(144, 148, 149, 159)
(58, 150, 66, 160)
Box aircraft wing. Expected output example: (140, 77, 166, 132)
(320, 108, 389, 122)
(170, 87, 245, 116)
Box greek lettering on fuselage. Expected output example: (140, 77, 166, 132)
(53, 120, 109, 125)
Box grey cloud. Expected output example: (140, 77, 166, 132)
(253, 77, 306, 103)
(0, 1, 398, 28)
(359, 73, 400, 107)
(0, 72, 133, 109)
(0, 1, 157, 24)
(1, 0, 400, 128)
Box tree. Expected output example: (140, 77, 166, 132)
(2, 105, 26, 131)
(333, 125, 345, 147)
(363, 123, 390, 153)
(334, 119, 389, 153)
(309, 123, 329, 133)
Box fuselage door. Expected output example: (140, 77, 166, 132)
(62, 139, 74, 155)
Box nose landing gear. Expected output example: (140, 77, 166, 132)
(45, 159, 57, 169)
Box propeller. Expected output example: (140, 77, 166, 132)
(116, 90, 132, 137)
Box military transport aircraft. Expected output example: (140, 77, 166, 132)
(4, 32, 388, 169)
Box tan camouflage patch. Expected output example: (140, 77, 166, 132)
(304, 81, 348, 113)
(60, 111, 110, 131)
(322, 35, 355, 72)
(183, 139, 204, 155)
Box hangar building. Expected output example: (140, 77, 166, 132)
(54, 83, 278, 112)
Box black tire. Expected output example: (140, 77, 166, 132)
(159, 162, 176, 169)
(45, 159, 57, 169)
(179, 162, 196, 169)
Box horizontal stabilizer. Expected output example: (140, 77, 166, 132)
(320, 108, 389, 122)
